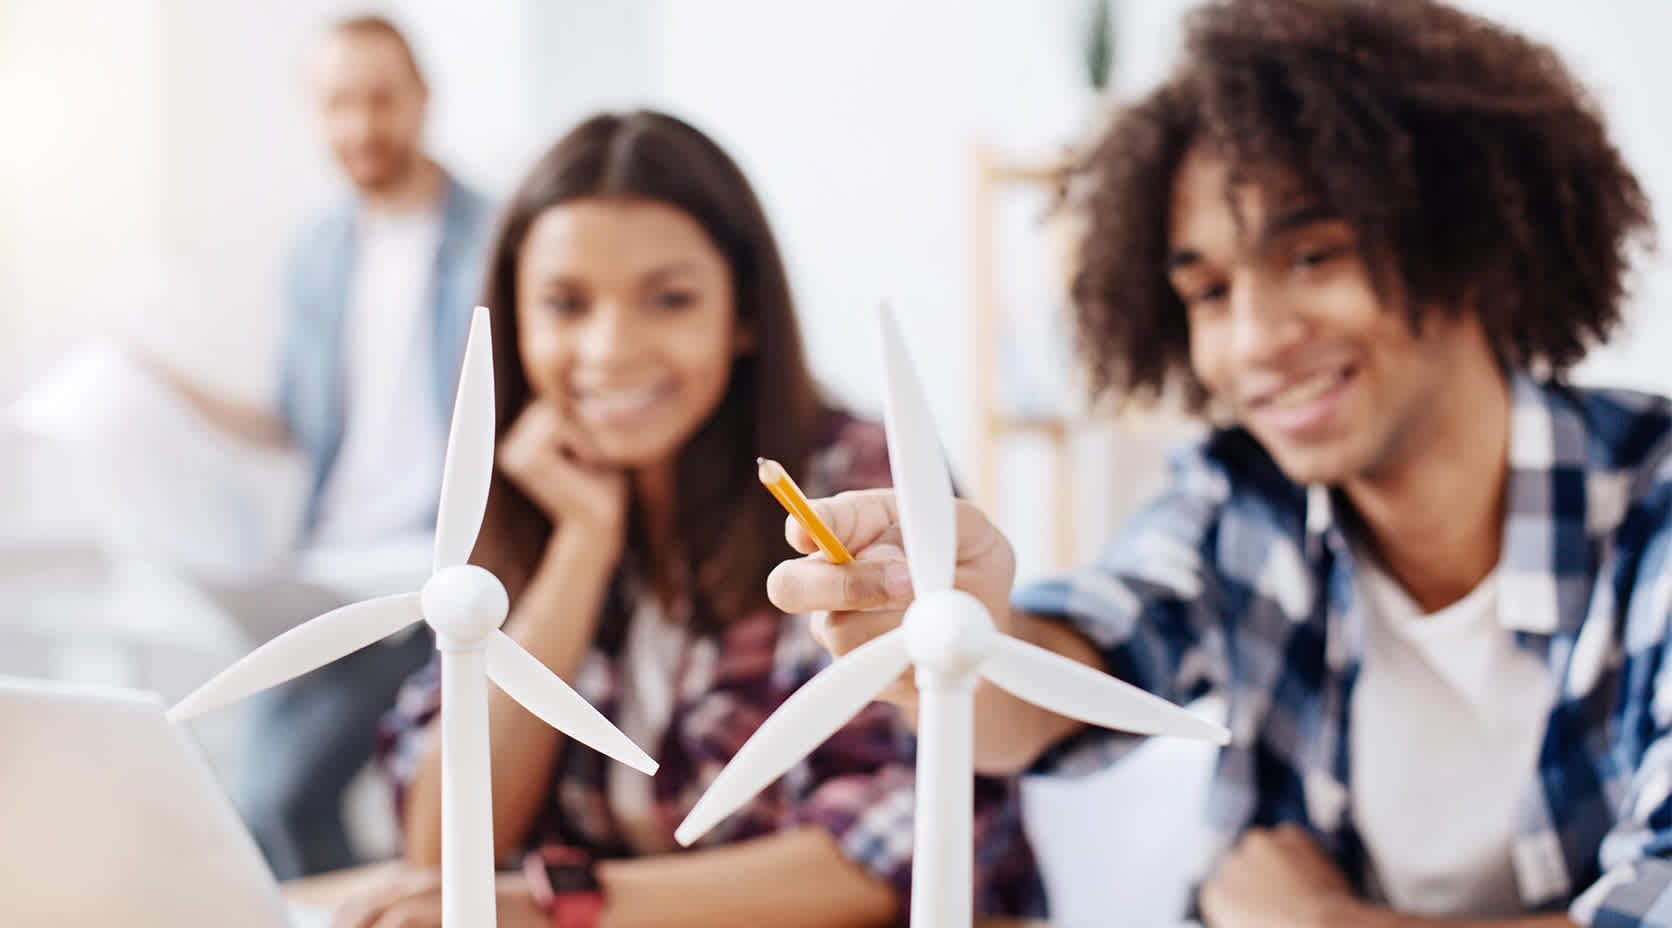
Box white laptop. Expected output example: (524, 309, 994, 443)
(0, 675, 328, 927)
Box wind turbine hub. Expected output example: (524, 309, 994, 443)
(902, 589, 996, 676)
(421, 564, 510, 648)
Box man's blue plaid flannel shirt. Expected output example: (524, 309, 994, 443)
(1017, 373, 1672, 926)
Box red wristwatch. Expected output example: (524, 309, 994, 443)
(524, 846, 603, 928)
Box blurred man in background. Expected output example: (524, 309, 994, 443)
(148, 14, 494, 879)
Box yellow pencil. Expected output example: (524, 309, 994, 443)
(757, 457, 854, 564)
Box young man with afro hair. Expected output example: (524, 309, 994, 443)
(768, 1, 1671, 925)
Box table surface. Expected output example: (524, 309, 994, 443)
(281, 861, 1051, 926)
(282, 860, 399, 908)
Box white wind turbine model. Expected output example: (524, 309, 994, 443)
(675, 305, 1230, 926)
(170, 307, 657, 927)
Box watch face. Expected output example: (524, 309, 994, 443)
(547, 861, 599, 894)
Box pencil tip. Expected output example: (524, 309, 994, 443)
(756, 456, 766, 465)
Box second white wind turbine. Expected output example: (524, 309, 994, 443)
(675, 304, 1229, 927)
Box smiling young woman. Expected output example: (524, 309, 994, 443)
(337, 111, 1046, 928)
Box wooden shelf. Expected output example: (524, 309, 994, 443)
(984, 156, 1074, 187)
(969, 143, 1082, 568)
(970, 142, 1195, 569)
(986, 414, 1073, 439)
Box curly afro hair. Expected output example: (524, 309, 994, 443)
(1067, 0, 1655, 410)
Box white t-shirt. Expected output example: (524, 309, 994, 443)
(608, 588, 688, 853)
(308, 207, 446, 550)
(1349, 555, 1554, 918)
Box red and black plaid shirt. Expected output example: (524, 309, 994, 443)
(378, 412, 1046, 921)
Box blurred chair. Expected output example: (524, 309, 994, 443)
(1020, 701, 1221, 928)
(0, 424, 126, 683)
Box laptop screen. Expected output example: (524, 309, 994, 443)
(0, 676, 293, 927)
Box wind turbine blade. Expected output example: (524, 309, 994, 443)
(877, 304, 957, 595)
(484, 631, 658, 775)
(433, 307, 497, 572)
(675, 628, 911, 846)
(168, 593, 422, 722)
(980, 635, 1230, 745)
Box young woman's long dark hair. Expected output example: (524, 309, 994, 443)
(471, 110, 825, 629)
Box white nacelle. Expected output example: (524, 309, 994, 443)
(421, 564, 509, 648)
(902, 589, 997, 677)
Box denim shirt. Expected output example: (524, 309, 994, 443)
(276, 173, 495, 534)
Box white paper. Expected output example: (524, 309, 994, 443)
(6, 342, 308, 581)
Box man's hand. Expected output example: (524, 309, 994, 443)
(767, 487, 1107, 773)
(765, 489, 1019, 707)
(127, 344, 291, 449)
(1200, 824, 1361, 928)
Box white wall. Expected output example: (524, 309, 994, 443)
(0, 0, 167, 397)
(644, 0, 969, 459)
(1456, 0, 1672, 393)
(642, 0, 1116, 482)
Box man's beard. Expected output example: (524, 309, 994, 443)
(344, 144, 418, 194)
